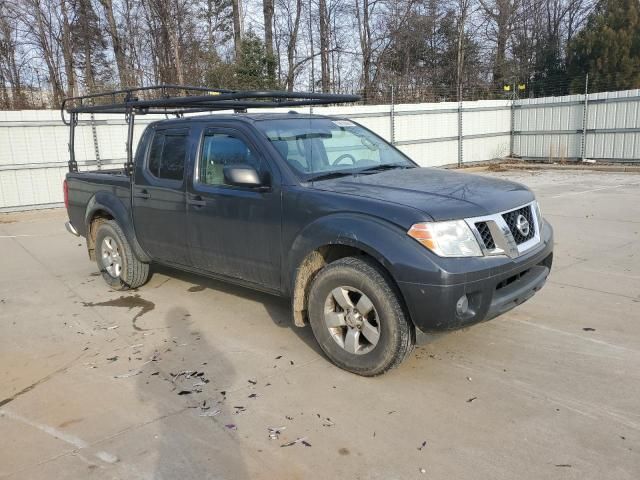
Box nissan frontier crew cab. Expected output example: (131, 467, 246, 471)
(63, 87, 553, 376)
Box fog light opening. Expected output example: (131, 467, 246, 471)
(456, 295, 469, 317)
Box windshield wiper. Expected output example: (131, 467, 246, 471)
(358, 164, 414, 174)
(307, 170, 357, 182)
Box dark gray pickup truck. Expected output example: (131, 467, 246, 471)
(63, 88, 553, 376)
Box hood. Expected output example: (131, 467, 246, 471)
(311, 167, 534, 221)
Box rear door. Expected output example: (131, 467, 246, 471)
(132, 127, 191, 265)
(186, 125, 282, 290)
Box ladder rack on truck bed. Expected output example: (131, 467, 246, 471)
(61, 84, 360, 174)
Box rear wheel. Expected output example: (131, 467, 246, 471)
(307, 257, 415, 376)
(95, 220, 149, 290)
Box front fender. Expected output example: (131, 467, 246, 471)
(287, 213, 441, 294)
(85, 192, 151, 263)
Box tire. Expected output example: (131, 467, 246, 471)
(307, 256, 415, 376)
(94, 219, 149, 290)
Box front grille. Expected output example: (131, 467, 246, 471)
(475, 221, 496, 249)
(502, 206, 535, 244)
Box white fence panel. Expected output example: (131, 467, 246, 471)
(514, 89, 640, 162)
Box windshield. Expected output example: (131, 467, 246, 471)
(255, 118, 416, 179)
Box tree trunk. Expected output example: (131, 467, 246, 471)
(78, 0, 96, 93)
(319, 0, 330, 92)
(355, 0, 373, 101)
(232, 0, 243, 60)
(456, 0, 469, 102)
(263, 0, 275, 84)
(60, 0, 76, 97)
(286, 0, 302, 91)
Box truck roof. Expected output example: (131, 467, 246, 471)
(145, 112, 336, 128)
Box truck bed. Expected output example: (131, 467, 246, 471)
(65, 170, 132, 238)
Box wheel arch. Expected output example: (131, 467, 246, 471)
(84, 192, 151, 263)
(288, 214, 416, 328)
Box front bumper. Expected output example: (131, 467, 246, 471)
(398, 221, 553, 332)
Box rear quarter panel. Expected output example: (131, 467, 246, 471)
(65, 172, 131, 237)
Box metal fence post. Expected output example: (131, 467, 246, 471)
(457, 99, 463, 167)
(390, 85, 395, 145)
(90, 112, 101, 170)
(509, 83, 516, 159)
(580, 73, 589, 162)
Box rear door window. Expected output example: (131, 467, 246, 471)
(147, 130, 188, 181)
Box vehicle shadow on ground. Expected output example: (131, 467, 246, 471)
(136, 304, 250, 479)
(148, 264, 448, 363)
(148, 265, 324, 357)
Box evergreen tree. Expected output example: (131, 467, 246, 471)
(568, 0, 640, 93)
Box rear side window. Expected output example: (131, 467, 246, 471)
(147, 132, 188, 181)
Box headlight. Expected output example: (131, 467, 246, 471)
(407, 220, 482, 257)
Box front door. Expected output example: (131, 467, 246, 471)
(186, 126, 282, 290)
(132, 127, 191, 265)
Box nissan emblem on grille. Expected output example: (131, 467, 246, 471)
(516, 214, 530, 236)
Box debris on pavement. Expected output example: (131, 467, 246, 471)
(419, 468, 427, 474)
(268, 426, 286, 440)
(106, 356, 118, 362)
(114, 369, 142, 379)
(248, 379, 257, 385)
(170, 369, 209, 395)
(199, 410, 221, 417)
(467, 397, 478, 403)
(248, 393, 258, 399)
(418, 441, 427, 451)
(225, 424, 237, 431)
(321, 417, 334, 427)
(281, 437, 311, 448)
(582, 327, 596, 332)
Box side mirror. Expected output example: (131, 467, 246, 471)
(223, 165, 268, 189)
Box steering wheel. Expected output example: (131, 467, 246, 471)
(332, 153, 357, 166)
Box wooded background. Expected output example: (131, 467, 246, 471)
(1, 0, 639, 108)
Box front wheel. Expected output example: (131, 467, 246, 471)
(95, 220, 149, 290)
(307, 257, 415, 376)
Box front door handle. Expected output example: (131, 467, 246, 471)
(187, 195, 206, 208)
(134, 189, 150, 200)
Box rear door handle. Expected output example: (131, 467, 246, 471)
(134, 189, 150, 200)
(187, 195, 206, 207)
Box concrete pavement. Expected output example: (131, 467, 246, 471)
(0, 169, 638, 479)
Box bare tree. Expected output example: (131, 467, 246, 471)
(479, 0, 518, 87)
(98, 0, 130, 87)
(354, 0, 417, 101)
(276, 0, 304, 90)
